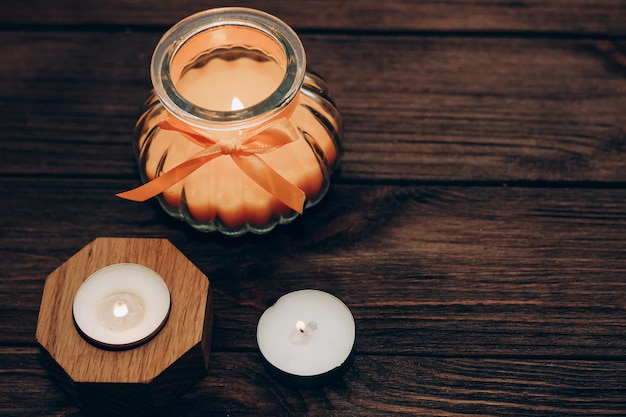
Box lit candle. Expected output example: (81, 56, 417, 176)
(256, 289, 355, 388)
(72, 263, 171, 350)
(158, 36, 321, 227)
(125, 8, 343, 235)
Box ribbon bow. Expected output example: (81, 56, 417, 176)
(117, 117, 306, 214)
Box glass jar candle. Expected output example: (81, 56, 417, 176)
(118, 8, 342, 236)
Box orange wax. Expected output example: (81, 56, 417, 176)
(142, 128, 204, 208)
(140, 35, 338, 229)
(174, 48, 283, 111)
(175, 45, 284, 226)
(260, 138, 324, 201)
(185, 155, 276, 228)
(157, 122, 326, 226)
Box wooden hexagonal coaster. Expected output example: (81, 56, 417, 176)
(36, 237, 213, 415)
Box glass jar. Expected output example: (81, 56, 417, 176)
(118, 8, 342, 236)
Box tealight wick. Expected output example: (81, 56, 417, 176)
(302, 321, 318, 335)
(296, 320, 306, 333)
(290, 320, 317, 346)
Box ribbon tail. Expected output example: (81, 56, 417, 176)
(233, 155, 306, 214)
(116, 156, 213, 202)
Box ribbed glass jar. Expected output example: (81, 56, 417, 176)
(123, 8, 342, 236)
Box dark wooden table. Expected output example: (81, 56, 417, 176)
(2, 1, 626, 416)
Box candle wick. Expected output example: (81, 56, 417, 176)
(296, 320, 306, 333)
(290, 320, 318, 346)
(295, 320, 318, 335)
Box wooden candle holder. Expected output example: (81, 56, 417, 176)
(36, 237, 213, 416)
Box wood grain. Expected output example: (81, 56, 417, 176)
(2, 348, 625, 416)
(3, 179, 625, 358)
(2, 0, 626, 35)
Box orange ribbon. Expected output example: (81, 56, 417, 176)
(116, 117, 306, 214)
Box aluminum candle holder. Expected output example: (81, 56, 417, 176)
(117, 7, 343, 236)
(36, 237, 213, 416)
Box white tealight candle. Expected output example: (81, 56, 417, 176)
(72, 263, 171, 350)
(256, 289, 356, 388)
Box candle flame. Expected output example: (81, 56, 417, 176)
(290, 320, 319, 345)
(231, 97, 244, 111)
(296, 320, 306, 333)
(113, 301, 129, 318)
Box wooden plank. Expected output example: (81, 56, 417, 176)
(3, 0, 626, 35)
(1, 32, 625, 183)
(3, 179, 625, 357)
(1, 348, 625, 416)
